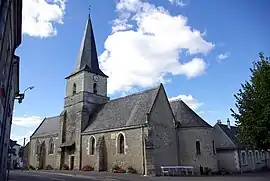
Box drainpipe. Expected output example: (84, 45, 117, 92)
(175, 123, 180, 165)
(142, 125, 146, 175)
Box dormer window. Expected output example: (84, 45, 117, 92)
(93, 83, 97, 94)
(72, 83, 76, 95)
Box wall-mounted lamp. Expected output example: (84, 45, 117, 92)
(15, 86, 34, 104)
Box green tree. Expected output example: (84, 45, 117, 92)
(231, 52, 270, 150)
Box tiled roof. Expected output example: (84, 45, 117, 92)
(31, 116, 60, 138)
(169, 99, 212, 128)
(83, 85, 160, 133)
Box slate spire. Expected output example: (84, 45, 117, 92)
(74, 14, 107, 77)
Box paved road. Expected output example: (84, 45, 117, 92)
(8, 170, 270, 181)
(8, 171, 110, 181)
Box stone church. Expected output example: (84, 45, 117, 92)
(29, 15, 218, 175)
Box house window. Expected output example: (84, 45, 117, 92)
(48, 138, 54, 154)
(248, 151, 253, 164)
(241, 150, 247, 165)
(212, 140, 216, 155)
(72, 83, 76, 95)
(93, 83, 97, 94)
(196, 140, 201, 155)
(88, 136, 95, 155)
(117, 133, 125, 154)
(261, 151, 265, 161)
(255, 150, 260, 163)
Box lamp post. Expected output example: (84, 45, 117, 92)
(15, 86, 34, 104)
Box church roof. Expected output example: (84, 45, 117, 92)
(83, 85, 160, 133)
(169, 99, 212, 128)
(31, 116, 60, 138)
(69, 15, 107, 78)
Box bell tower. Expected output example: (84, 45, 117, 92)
(65, 14, 108, 100)
(57, 14, 109, 170)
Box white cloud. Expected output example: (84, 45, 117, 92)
(12, 116, 43, 127)
(217, 52, 230, 60)
(169, 94, 204, 110)
(22, 0, 67, 37)
(168, 0, 186, 7)
(100, 0, 214, 94)
(10, 131, 34, 146)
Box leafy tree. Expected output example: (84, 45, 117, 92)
(231, 52, 270, 150)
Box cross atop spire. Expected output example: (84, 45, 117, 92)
(88, 5, 91, 16)
(74, 14, 107, 77)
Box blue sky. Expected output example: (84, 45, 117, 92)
(11, 0, 270, 145)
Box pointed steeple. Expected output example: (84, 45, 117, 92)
(74, 14, 107, 77)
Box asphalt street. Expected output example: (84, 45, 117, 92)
(8, 171, 109, 181)
(8, 170, 270, 181)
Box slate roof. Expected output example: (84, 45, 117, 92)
(169, 99, 212, 128)
(31, 116, 60, 138)
(218, 124, 238, 145)
(83, 85, 160, 133)
(71, 15, 107, 78)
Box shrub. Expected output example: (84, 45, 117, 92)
(204, 167, 212, 175)
(127, 166, 137, 174)
(82, 165, 94, 171)
(45, 165, 53, 170)
(28, 165, 35, 170)
(62, 164, 69, 170)
(112, 165, 121, 171)
(112, 165, 126, 173)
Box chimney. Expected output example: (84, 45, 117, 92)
(217, 120, 222, 124)
(227, 118, 231, 129)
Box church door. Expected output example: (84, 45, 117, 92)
(70, 156, 74, 170)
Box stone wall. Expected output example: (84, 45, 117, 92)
(29, 136, 59, 169)
(81, 127, 144, 174)
(148, 86, 178, 175)
(178, 127, 218, 173)
(65, 72, 107, 98)
(240, 150, 270, 172)
(217, 150, 239, 173)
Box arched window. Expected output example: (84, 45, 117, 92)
(117, 133, 125, 154)
(93, 83, 97, 94)
(196, 140, 201, 155)
(88, 136, 96, 155)
(48, 138, 54, 154)
(72, 83, 76, 95)
(36, 140, 40, 155)
(212, 140, 216, 155)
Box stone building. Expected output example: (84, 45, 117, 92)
(29, 15, 218, 175)
(213, 119, 270, 173)
(0, 0, 22, 179)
